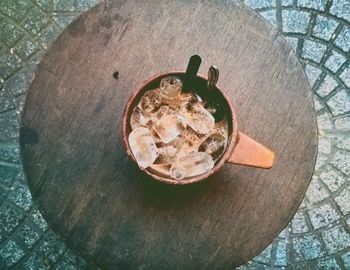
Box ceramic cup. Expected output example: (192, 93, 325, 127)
(122, 72, 275, 185)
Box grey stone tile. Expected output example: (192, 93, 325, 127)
(35, 0, 54, 12)
(53, 15, 77, 29)
(260, 10, 277, 27)
(335, 26, 350, 53)
(15, 94, 26, 117)
(326, 89, 350, 116)
(322, 225, 350, 254)
(292, 234, 326, 260)
(314, 152, 328, 171)
(8, 184, 33, 211)
(53, 250, 77, 270)
(315, 257, 341, 269)
(324, 50, 346, 73)
(334, 116, 350, 130)
(330, 0, 350, 22)
(31, 209, 48, 231)
(292, 211, 309, 234)
(339, 65, 350, 88)
(24, 250, 54, 270)
(0, 110, 19, 144)
(313, 15, 338, 41)
(22, 7, 49, 35)
(334, 187, 350, 215)
(308, 203, 340, 229)
(302, 40, 327, 63)
(17, 224, 41, 249)
(253, 244, 272, 264)
(0, 0, 33, 22)
(0, 240, 25, 267)
(318, 135, 332, 154)
(336, 136, 350, 151)
(0, 88, 15, 113)
(245, 0, 276, 9)
(306, 176, 329, 204)
(39, 231, 66, 263)
(75, 0, 99, 11)
(282, 10, 310, 34)
(0, 204, 24, 235)
(14, 38, 39, 60)
(5, 69, 32, 96)
(275, 239, 288, 266)
(313, 97, 323, 111)
(38, 23, 60, 50)
(0, 52, 22, 79)
(330, 150, 350, 176)
(281, 0, 293, 7)
(285, 37, 299, 51)
(0, 163, 19, 187)
(0, 22, 24, 47)
(319, 167, 346, 193)
(54, 0, 76, 12)
(304, 64, 322, 87)
(297, 0, 327, 11)
(316, 74, 338, 97)
(342, 251, 350, 269)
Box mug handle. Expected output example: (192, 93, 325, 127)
(227, 131, 275, 169)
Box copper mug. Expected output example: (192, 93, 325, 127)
(122, 71, 275, 185)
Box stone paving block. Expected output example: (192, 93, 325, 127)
(22, 7, 49, 35)
(5, 69, 32, 96)
(38, 23, 60, 50)
(313, 15, 338, 41)
(75, 0, 100, 11)
(54, 0, 76, 12)
(304, 64, 322, 87)
(24, 250, 54, 270)
(245, 0, 276, 9)
(324, 50, 346, 73)
(14, 38, 39, 60)
(319, 167, 346, 193)
(0, 240, 25, 267)
(330, 0, 350, 22)
(282, 10, 310, 34)
(275, 239, 288, 266)
(0, 52, 22, 79)
(308, 203, 340, 229)
(305, 176, 329, 205)
(253, 244, 272, 264)
(0, 0, 32, 22)
(53, 250, 77, 270)
(292, 234, 326, 261)
(342, 251, 350, 269)
(281, 0, 293, 7)
(302, 40, 327, 63)
(316, 74, 338, 97)
(315, 257, 341, 269)
(339, 65, 350, 88)
(0, 163, 19, 188)
(15, 94, 26, 116)
(334, 187, 350, 215)
(38, 231, 66, 263)
(0, 88, 15, 113)
(8, 183, 33, 210)
(313, 97, 323, 111)
(0, 110, 19, 144)
(291, 211, 309, 234)
(0, 204, 24, 236)
(31, 208, 49, 231)
(335, 26, 350, 53)
(260, 10, 277, 27)
(330, 150, 350, 176)
(334, 116, 350, 130)
(0, 22, 24, 48)
(285, 37, 298, 51)
(17, 224, 41, 249)
(53, 15, 78, 29)
(297, 0, 326, 11)
(322, 225, 350, 254)
(336, 136, 350, 151)
(318, 135, 332, 154)
(326, 89, 350, 116)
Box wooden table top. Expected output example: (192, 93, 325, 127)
(20, 0, 317, 269)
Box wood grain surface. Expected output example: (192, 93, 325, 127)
(20, 0, 318, 269)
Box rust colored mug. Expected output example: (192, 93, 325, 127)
(122, 72, 275, 185)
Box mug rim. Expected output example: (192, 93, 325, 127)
(121, 71, 238, 185)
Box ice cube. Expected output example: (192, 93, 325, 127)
(153, 113, 186, 143)
(150, 164, 171, 177)
(170, 152, 214, 180)
(199, 132, 226, 161)
(180, 101, 215, 135)
(155, 145, 178, 164)
(130, 107, 151, 129)
(128, 127, 158, 169)
(159, 76, 183, 100)
(139, 89, 162, 114)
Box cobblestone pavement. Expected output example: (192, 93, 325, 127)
(0, 0, 349, 269)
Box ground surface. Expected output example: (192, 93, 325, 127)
(0, 0, 349, 269)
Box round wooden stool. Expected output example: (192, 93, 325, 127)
(20, 1, 317, 269)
